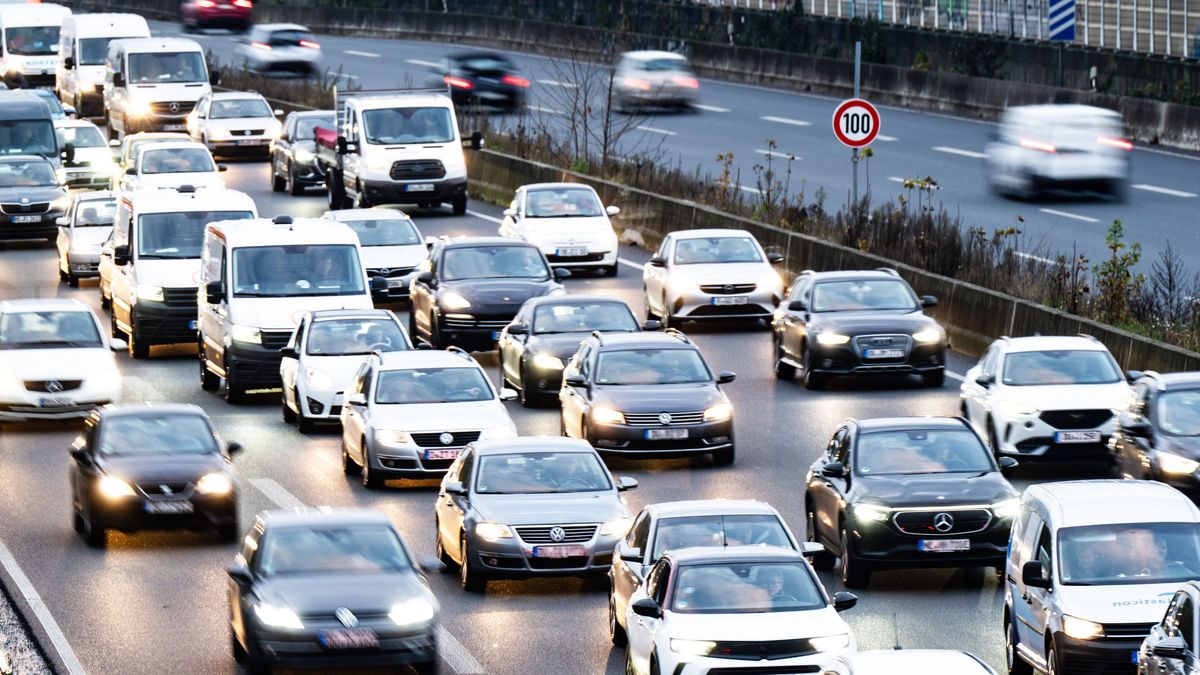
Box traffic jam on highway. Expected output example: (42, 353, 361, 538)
(0, 3, 1195, 675)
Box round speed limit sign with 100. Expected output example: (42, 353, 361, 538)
(832, 98, 880, 148)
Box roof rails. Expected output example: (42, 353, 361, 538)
(446, 345, 474, 361)
(333, 86, 451, 128)
(664, 328, 691, 344)
(875, 267, 900, 277)
(1077, 333, 1101, 343)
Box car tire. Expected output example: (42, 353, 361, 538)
(459, 534, 486, 592)
(295, 390, 316, 433)
(100, 283, 111, 309)
(327, 171, 347, 210)
(106, 115, 118, 141)
(217, 521, 238, 543)
(659, 296, 672, 329)
(451, 194, 468, 216)
(608, 590, 627, 646)
(224, 360, 246, 404)
(1004, 612, 1033, 675)
(650, 654, 661, 675)
(773, 339, 797, 380)
(435, 521, 456, 569)
(129, 337, 150, 360)
(518, 365, 537, 408)
(286, 162, 304, 196)
(1046, 637, 1063, 675)
(987, 417, 1002, 457)
(354, 181, 372, 209)
(839, 524, 870, 589)
(604, 262, 619, 277)
(81, 505, 106, 548)
(270, 163, 285, 192)
(802, 348, 827, 390)
(805, 504, 836, 570)
(199, 345, 220, 392)
(624, 649, 637, 675)
(341, 439, 361, 475)
(58, 263, 68, 282)
(110, 311, 121, 339)
(66, 265, 80, 287)
(711, 444, 734, 466)
(923, 369, 945, 387)
(360, 442, 383, 489)
(281, 392, 297, 424)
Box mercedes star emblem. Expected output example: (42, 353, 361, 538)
(44, 380, 63, 393)
(933, 513, 955, 533)
(335, 607, 359, 628)
(548, 526, 566, 542)
(658, 412, 673, 425)
(439, 432, 454, 445)
(159, 484, 173, 495)
(168, 102, 179, 113)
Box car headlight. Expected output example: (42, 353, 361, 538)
(852, 503, 891, 523)
(98, 476, 136, 499)
(366, 157, 391, 171)
(1158, 452, 1200, 476)
(294, 147, 315, 163)
(231, 325, 262, 345)
(440, 291, 471, 310)
(135, 284, 164, 303)
(1062, 615, 1104, 640)
(374, 429, 411, 446)
(474, 522, 513, 542)
(1005, 404, 1041, 416)
(547, 286, 568, 297)
(703, 402, 733, 422)
(305, 367, 334, 391)
(52, 195, 73, 211)
(481, 423, 518, 440)
(991, 497, 1021, 519)
(600, 517, 633, 537)
(78, 81, 96, 94)
(254, 603, 304, 630)
(670, 639, 716, 656)
(128, 98, 151, 117)
(206, 128, 229, 142)
(531, 353, 564, 370)
(808, 633, 850, 652)
(5, 62, 21, 76)
(815, 332, 851, 346)
(592, 407, 624, 425)
(912, 327, 944, 344)
(196, 472, 233, 496)
(388, 597, 436, 628)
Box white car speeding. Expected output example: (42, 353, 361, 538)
(186, 91, 283, 159)
(322, 208, 427, 303)
(0, 298, 124, 420)
(499, 182, 621, 276)
(120, 141, 226, 192)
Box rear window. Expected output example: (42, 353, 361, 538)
(267, 30, 316, 47)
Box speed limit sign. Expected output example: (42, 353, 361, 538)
(832, 98, 880, 148)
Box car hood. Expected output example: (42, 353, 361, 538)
(855, 471, 1016, 507)
(70, 147, 114, 168)
(129, 82, 210, 104)
(258, 572, 434, 616)
(594, 383, 725, 413)
(0, 348, 116, 380)
(205, 117, 281, 133)
(77, 64, 106, 84)
(302, 354, 374, 388)
(444, 279, 558, 314)
(1162, 436, 1200, 459)
(1055, 583, 1178, 625)
(808, 309, 937, 334)
(471, 491, 628, 525)
(371, 400, 510, 432)
(68, 226, 114, 252)
(360, 244, 426, 270)
(526, 333, 596, 359)
(0, 185, 65, 203)
(665, 262, 782, 289)
(994, 382, 1130, 412)
(663, 606, 849, 642)
(131, 172, 223, 190)
(135, 258, 201, 289)
(233, 296, 373, 331)
(100, 453, 229, 483)
(521, 216, 614, 240)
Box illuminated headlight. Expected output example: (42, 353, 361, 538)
(78, 81, 96, 94)
(481, 423, 518, 440)
(670, 639, 716, 656)
(547, 286, 568, 297)
(304, 367, 334, 391)
(991, 497, 1021, 519)
(294, 147, 315, 163)
(5, 62, 21, 76)
(703, 402, 733, 422)
(852, 503, 891, 523)
(206, 128, 230, 141)
(1158, 452, 1200, 476)
(254, 603, 304, 630)
(912, 327, 944, 344)
(1062, 615, 1104, 640)
(365, 157, 391, 171)
(600, 517, 633, 537)
(592, 407, 624, 425)
(127, 98, 152, 117)
(98, 476, 136, 499)
(808, 633, 851, 652)
(531, 353, 564, 370)
(52, 195, 72, 211)
(439, 291, 471, 310)
(474, 522, 513, 542)
(231, 324, 262, 345)
(374, 429, 411, 446)
(55, 169, 68, 184)
(815, 332, 851, 346)
(135, 284, 164, 303)
(196, 472, 233, 496)
(388, 597, 436, 628)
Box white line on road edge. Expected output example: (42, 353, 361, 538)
(0, 541, 86, 675)
(404, 58, 440, 68)
(887, 176, 906, 183)
(619, 257, 645, 270)
(1133, 183, 1198, 198)
(635, 125, 677, 136)
(344, 50, 380, 58)
(691, 103, 730, 113)
(527, 104, 563, 115)
(466, 209, 502, 224)
(738, 185, 763, 194)
(760, 115, 810, 127)
(250, 478, 306, 510)
(754, 149, 798, 159)
(535, 79, 576, 88)
(875, 134, 898, 141)
(1015, 250, 1057, 265)
(1038, 208, 1098, 223)
(945, 371, 965, 382)
(931, 146, 987, 159)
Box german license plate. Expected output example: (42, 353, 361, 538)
(1055, 431, 1101, 443)
(387, 277, 405, 288)
(918, 538, 969, 552)
(188, 319, 198, 330)
(235, 139, 262, 146)
(491, 330, 501, 340)
(162, 124, 185, 131)
(425, 448, 460, 461)
(38, 396, 72, 407)
(12, 215, 40, 223)
(864, 348, 905, 359)
(145, 500, 194, 514)
(318, 628, 379, 650)
(555, 247, 589, 257)
(533, 545, 587, 558)
(711, 296, 748, 305)
(405, 183, 435, 192)
(1131, 650, 1139, 664)
(646, 428, 688, 440)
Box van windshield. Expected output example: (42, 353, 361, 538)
(362, 107, 454, 145)
(232, 244, 365, 297)
(0, 120, 56, 158)
(128, 51, 206, 84)
(1059, 522, 1200, 586)
(138, 210, 253, 259)
(5, 26, 59, 56)
(79, 37, 127, 66)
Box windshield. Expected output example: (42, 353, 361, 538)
(652, 515, 792, 559)
(0, 159, 56, 187)
(5, 25, 58, 56)
(210, 98, 272, 119)
(140, 148, 214, 174)
(533, 302, 637, 334)
(128, 51, 206, 84)
(456, 54, 514, 74)
(1158, 390, 1200, 436)
(856, 429, 994, 475)
(671, 562, 824, 614)
(257, 525, 410, 576)
(0, 120, 57, 157)
(306, 318, 408, 356)
(138, 210, 252, 259)
(673, 236, 762, 265)
(28, 90, 64, 117)
(442, 245, 549, 281)
(636, 58, 688, 73)
(1001, 350, 1121, 386)
(98, 414, 217, 455)
(74, 199, 117, 227)
(1059, 523, 1200, 586)
(123, 135, 187, 166)
(595, 348, 711, 385)
(342, 217, 420, 247)
(362, 106, 454, 145)
(266, 29, 315, 47)
(232, 244, 365, 298)
(295, 116, 334, 141)
(56, 125, 107, 149)
(475, 451, 612, 494)
(811, 279, 917, 312)
(526, 188, 605, 218)
(78, 36, 125, 66)
(0, 310, 101, 349)
(375, 367, 491, 404)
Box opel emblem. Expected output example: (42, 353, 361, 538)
(44, 380, 63, 393)
(168, 102, 179, 113)
(379, 268, 390, 276)
(242, 130, 252, 136)
(658, 412, 672, 425)
(548, 526, 566, 542)
(933, 513, 954, 533)
(723, 284, 733, 293)
(159, 484, 173, 495)
(439, 432, 454, 445)
(335, 607, 358, 628)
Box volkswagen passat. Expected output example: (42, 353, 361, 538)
(187, 91, 283, 159)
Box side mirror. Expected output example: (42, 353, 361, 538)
(506, 324, 527, 335)
(63, 55, 74, 68)
(1021, 560, 1052, 589)
(767, 251, 785, 265)
(975, 373, 995, 387)
(69, 446, 88, 462)
(564, 373, 587, 387)
(641, 320, 662, 331)
(112, 244, 130, 266)
(443, 480, 467, 496)
(630, 597, 661, 618)
(279, 346, 298, 359)
(56, 216, 69, 226)
(273, 109, 284, 117)
(110, 338, 128, 351)
(821, 462, 846, 478)
(499, 388, 518, 401)
(64, 104, 77, 119)
(108, 138, 120, 148)
(502, 208, 516, 218)
(1126, 370, 1143, 383)
(62, 142, 75, 165)
(347, 392, 366, 406)
(998, 456, 1019, 472)
(618, 543, 642, 562)
(921, 295, 939, 308)
(205, 280, 224, 304)
(415, 340, 434, 350)
(208, 69, 221, 86)
(553, 268, 572, 280)
(112, 72, 125, 88)
(801, 542, 825, 557)
(617, 476, 638, 491)
(217, 164, 228, 172)
(1152, 635, 1189, 661)
(605, 205, 620, 217)
(832, 591, 858, 612)
(1124, 421, 1154, 439)
(336, 136, 347, 154)
(469, 130, 483, 150)
(717, 371, 736, 384)
(226, 562, 252, 586)
(648, 255, 666, 267)
(226, 442, 244, 455)
(416, 271, 437, 287)
(423, 236, 438, 250)
(369, 276, 388, 293)
(787, 300, 807, 312)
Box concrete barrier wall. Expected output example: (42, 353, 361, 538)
(468, 149, 1200, 371)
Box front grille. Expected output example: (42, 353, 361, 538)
(23, 380, 82, 392)
(686, 303, 772, 317)
(700, 283, 757, 294)
(514, 524, 597, 544)
(892, 509, 992, 535)
(705, 638, 818, 661)
(389, 159, 445, 180)
(410, 430, 481, 448)
(546, 252, 607, 263)
(260, 330, 292, 351)
(442, 315, 513, 330)
(299, 609, 390, 624)
(137, 481, 193, 498)
(133, 315, 196, 343)
(1062, 657, 1136, 675)
(706, 668, 821, 675)
(162, 287, 198, 308)
(230, 129, 265, 136)
(528, 556, 591, 570)
(1, 202, 49, 215)
(1040, 409, 1113, 430)
(623, 411, 705, 427)
(150, 101, 195, 116)
(1102, 622, 1155, 639)
(367, 267, 415, 279)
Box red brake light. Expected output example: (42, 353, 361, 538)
(623, 77, 651, 92)
(501, 74, 529, 88)
(444, 76, 473, 90)
(231, 0, 252, 7)
(673, 76, 699, 89)
(1019, 138, 1057, 153)
(250, 41, 270, 51)
(1098, 136, 1133, 151)
(195, 0, 216, 7)
(298, 40, 320, 49)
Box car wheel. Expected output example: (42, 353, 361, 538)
(224, 360, 246, 404)
(650, 654, 661, 675)
(1046, 637, 1063, 675)
(802, 347, 827, 390)
(659, 296, 671, 329)
(459, 534, 486, 592)
(360, 442, 383, 489)
(110, 311, 121, 339)
(100, 282, 111, 309)
(281, 391, 297, 423)
(354, 181, 372, 208)
(435, 521, 456, 569)
(199, 344, 220, 392)
(81, 504, 106, 548)
(286, 162, 304, 196)
(58, 262, 68, 282)
(451, 193, 468, 216)
(711, 444, 735, 466)
(327, 171, 347, 210)
(773, 338, 797, 380)
(608, 590, 627, 646)
(66, 260, 80, 286)
(624, 648, 637, 675)
(295, 390, 316, 433)
(270, 163, 285, 192)
(340, 437, 361, 475)
(217, 520, 238, 543)
(987, 416, 1001, 456)
(604, 262, 619, 277)
(1005, 612, 1033, 675)
(105, 115, 118, 141)
(805, 503, 836, 570)
(839, 524, 870, 589)
(129, 337, 150, 360)
(518, 365, 536, 408)
(923, 369, 945, 387)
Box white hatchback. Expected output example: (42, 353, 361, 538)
(121, 141, 225, 192)
(186, 91, 283, 159)
(500, 183, 620, 276)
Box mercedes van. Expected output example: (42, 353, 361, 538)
(103, 37, 214, 140)
(0, 3, 71, 89)
(57, 14, 150, 118)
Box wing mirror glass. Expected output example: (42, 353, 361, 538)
(205, 280, 224, 304)
(717, 371, 736, 384)
(208, 69, 221, 86)
(787, 299, 807, 312)
(822, 462, 846, 478)
(998, 456, 1019, 472)
(618, 543, 642, 562)
(767, 251, 785, 265)
(112, 244, 130, 266)
(648, 255, 666, 267)
(617, 476, 639, 491)
(226, 442, 244, 454)
(833, 591, 858, 612)
(605, 205, 620, 217)
(112, 72, 125, 88)
(975, 373, 995, 387)
(1021, 560, 1052, 589)
(553, 268, 572, 280)
(1124, 421, 1154, 439)
(641, 320, 662, 331)
(506, 324, 527, 335)
(1152, 635, 1188, 660)
(443, 480, 467, 496)
(347, 392, 366, 406)
(630, 597, 661, 618)
(921, 295, 939, 308)
(226, 562, 252, 586)
(564, 373, 587, 387)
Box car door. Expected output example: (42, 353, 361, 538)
(1012, 515, 1052, 651)
(962, 344, 1001, 433)
(560, 344, 593, 438)
(69, 419, 101, 515)
(809, 427, 850, 544)
(778, 277, 811, 360)
(627, 558, 670, 672)
(187, 96, 207, 140)
(340, 104, 363, 197)
(612, 511, 651, 621)
(643, 235, 672, 315)
(279, 316, 306, 410)
(498, 304, 529, 385)
(273, 115, 295, 177)
(342, 364, 372, 462)
(56, 198, 75, 268)
(439, 449, 475, 562)
(109, 203, 135, 332)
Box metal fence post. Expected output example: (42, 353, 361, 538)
(1166, 0, 1171, 55)
(1133, 0, 1138, 51)
(1150, 0, 1154, 54)
(1117, 0, 1122, 50)
(1100, 0, 1105, 47)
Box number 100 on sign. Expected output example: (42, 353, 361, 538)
(832, 98, 881, 148)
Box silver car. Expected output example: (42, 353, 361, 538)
(434, 437, 638, 592)
(613, 50, 699, 112)
(56, 191, 116, 287)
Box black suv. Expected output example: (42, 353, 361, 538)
(1111, 370, 1200, 496)
(805, 416, 1019, 588)
(559, 330, 736, 464)
(408, 237, 569, 351)
(771, 269, 947, 389)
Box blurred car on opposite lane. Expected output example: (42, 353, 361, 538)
(430, 50, 528, 112)
(181, 0, 252, 33)
(613, 50, 699, 113)
(237, 23, 321, 76)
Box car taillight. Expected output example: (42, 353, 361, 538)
(501, 74, 529, 88)
(232, 0, 252, 7)
(623, 77, 651, 92)
(445, 76, 473, 89)
(1097, 136, 1133, 151)
(251, 41, 270, 51)
(298, 40, 320, 49)
(1019, 138, 1056, 153)
(196, 0, 216, 7)
(673, 75, 699, 89)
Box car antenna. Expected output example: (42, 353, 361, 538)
(892, 612, 903, 650)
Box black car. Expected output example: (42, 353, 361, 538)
(227, 509, 440, 674)
(430, 51, 528, 112)
(771, 269, 948, 389)
(68, 404, 242, 548)
(0, 155, 69, 241)
(1112, 370, 1200, 496)
(805, 416, 1019, 588)
(408, 237, 569, 351)
(498, 295, 657, 406)
(559, 330, 736, 464)
(270, 110, 334, 195)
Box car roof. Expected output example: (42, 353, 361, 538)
(75, 190, 116, 202)
(1148, 371, 1200, 389)
(98, 403, 207, 419)
(1029, 480, 1200, 528)
(998, 335, 1110, 353)
(522, 294, 629, 309)
(307, 309, 399, 322)
(258, 508, 394, 529)
(670, 228, 758, 241)
(592, 331, 695, 350)
(469, 437, 597, 456)
(667, 545, 804, 565)
(645, 499, 781, 519)
(323, 208, 413, 222)
(0, 298, 91, 313)
(288, 109, 335, 118)
(55, 119, 101, 130)
(123, 132, 189, 144)
(119, 187, 255, 214)
(254, 23, 310, 32)
(137, 141, 211, 155)
(854, 416, 972, 432)
(440, 236, 535, 249)
(0, 92, 52, 118)
(206, 216, 361, 248)
(623, 50, 687, 61)
(0, 154, 51, 164)
(523, 182, 598, 193)
(374, 349, 481, 370)
(802, 269, 904, 282)
(355, 94, 452, 111)
(208, 91, 267, 101)
(1006, 104, 1121, 121)
(111, 37, 202, 53)
(0, 4, 70, 21)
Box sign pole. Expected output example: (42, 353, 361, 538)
(852, 41, 861, 207)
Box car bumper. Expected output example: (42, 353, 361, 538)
(228, 343, 285, 391)
(664, 645, 852, 675)
(437, 313, 516, 351)
(63, 170, 114, 190)
(523, 364, 566, 399)
(806, 341, 946, 377)
(361, 177, 467, 205)
(75, 89, 105, 117)
(0, 210, 66, 240)
(0, 382, 120, 420)
(131, 302, 199, 346)
(1053, 631, 1142, 675)
(91, 494, 236, 532)
(538, 247, 618, 269)
(289, 158, 324, 185)
(469, 532, 621, 578)
(849, 519, 1012, 569)
(617, 89, 697, 107)
(588, 419, 734, 458)
(65, 252, 101, 278)
(367, 442, 467, 478)
(206, 138, 273, 156)
(999, 416, 1118, 459)
(671, 291, 779, 322)
(452, 87, 524, 110)
(254, 626, 436, 668)
(3, 72, 55, 88)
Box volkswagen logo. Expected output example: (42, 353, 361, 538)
(335, 607, 359, 628)
(548, 526, 566, 542)
(658, 412, 673, 425)
(933, 513, 955, 533)
(439, 432, 454, 445)
(159, 484, 173, 495)
(168, 102, 180, 113)
(44, 380, 63, 393)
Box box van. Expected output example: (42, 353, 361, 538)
(103, 37, 214, 141)
(198, 215, 386, 403)
(0, 90, 65, 167)
(109, 185, 256, 359)
(1005, 480, 1200, 675)
(0, 3, 70, 89)
(57, 13, 150, 118)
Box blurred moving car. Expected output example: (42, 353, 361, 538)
(322, 208, 426, 304)
(0, 154, 71, 241)
(1112, 370, 1200, 497)
(821, 650, 998, 674)
(186, 91, 283, 158)
(431, 50, 528, 112)
(55, 118, 114, 189)
(613, 50, 699, 113)
(237, 23, 321, 76)
(1138, 580, 1200, 675)
(181, 0, 252, 33)
(270, 109, 333, 195)
(499, 182, 621, 276)
(985, 104, 1132, 200)
(56, 190, 116, 287)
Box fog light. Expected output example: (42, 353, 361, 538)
(711, 435, 730, 443)
(306, 397, 324, 415)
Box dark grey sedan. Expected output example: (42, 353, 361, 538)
(0, 155, 70, 241)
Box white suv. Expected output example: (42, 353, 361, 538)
(499, 183, 620, 276)
(339, 348, 517, 488)
(960, 335, 1130, 460)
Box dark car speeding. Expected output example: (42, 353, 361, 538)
(431, 51, 529, 112)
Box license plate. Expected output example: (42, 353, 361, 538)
(12, 215, 40, 223)
(864, 348, 905, 359)
(425, 448, 460, 460)
(235, 139, 262, 146)
(555, 247, 589, 258)
(387, 277, 405, 288)
(491, 331, 501, 340)
(918, 538, 970, 552)
(1055, 431, 1101, 443)
(38, 396, 72, 407)
(145, 500, 194, 514)
(405, 183, 435, 192)
(646, 428, 689, 440)
(318, 628, 379, 650)
(162, 124, 186, 131)
(1131, 650, 1139, 664)
(533, 545, 587, 558)
(711, 296, 748, 305)
(188, 319, 198, 330)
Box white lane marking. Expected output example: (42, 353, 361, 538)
(635, 125, 676, 136)
(250, 478, 306, 510)
(404, 58, 440, 68)
(945, 371, 965, 382)
(437, 626, 487, 675)
(1133, 183, 1198, 198)
(466, 209, 502, 224)
(619, 257, 645, 270)
(876, 134, 898, 141)
(738, 185, 763, 194)
(932, 146, 987, 159)
(1015, 250, 1056, 264)
(0, 541, 86, 675)
(691, 103, 729, 113)
(536, 79, 576, 88)
(760, 115, 810, 127)
(887, 176, 905, 183)
(344, 49, 380, 58)
(527, 104, 563, 115)
(754, 149, 798, 159)
(1038, 208, 1098, 223)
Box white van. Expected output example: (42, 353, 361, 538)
(109, 185, 256, 359)
(103, 37, 213, 141)
(0, 3, 70, 89)
(56, 14, 149, 118)
(198, 215, 386, 403)
(1005, 480, 1200, 675)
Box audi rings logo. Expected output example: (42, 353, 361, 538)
(44, 380, 63, 393)
(168, 102, 180, 113)
(658, 412, 673, 425)
(439, 432, 454, 445)
(335, 607, 359, 628)
(933, 513, 955, 533)
(548, 527, 566, 542)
